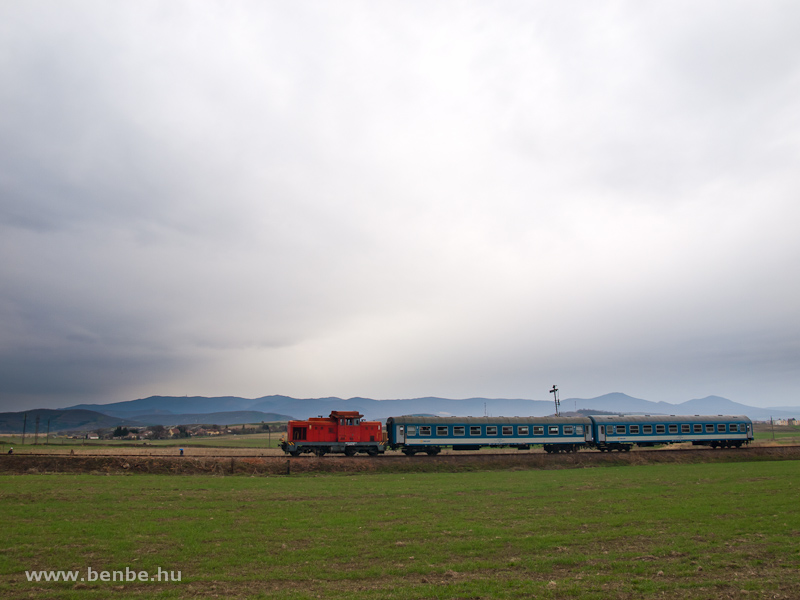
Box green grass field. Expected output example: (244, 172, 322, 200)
(2, 461, 798, 599)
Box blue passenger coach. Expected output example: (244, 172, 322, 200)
(386, 416, 593, 455)
(588, 415, 753, 452)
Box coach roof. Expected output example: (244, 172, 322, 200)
(588, 415, 751, 423)
(388, 416, 592, 425)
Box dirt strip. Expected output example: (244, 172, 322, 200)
(1, 446, 799, 476)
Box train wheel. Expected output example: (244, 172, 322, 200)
(344, 447, 356, 457)
(367, 447, 379, 456)
(314, 448, 327, 457)
(403, 449, 417, 456)
(289, 450, 300, 457)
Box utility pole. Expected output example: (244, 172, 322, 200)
(22, 413, 27, 445)
(46, 419, 51, 445)
(34, 415, 40, 445)
(550, 385, 561, 417)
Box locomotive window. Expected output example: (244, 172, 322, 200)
(470, 426, 482, 436)
(518, 426, 529, 435)
(486, 426, 498, 436)
(502, 426, 513, 436)
(563, 426, 574, 435)
(453, 426, 465, 436)
(575, 425, 583, 435)
(705, 424, 714, 433)
(643, 425, 652, 434)
(419, 426, 431, 436)
(668, 425, 678, 434)
(629, 425, 639, 434)
(717, 424, 726, 432)
(681, 424, 690, 433)
(656, 425, 666, 434)
(533, 426, 544, 435)
(694, 424, 702, 433)
(436, 426, 448, 436)
(548, 426, 559, 435)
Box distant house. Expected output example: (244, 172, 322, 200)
(86, 434, 99, 440)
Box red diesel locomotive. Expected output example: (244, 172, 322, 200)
(280, 411, 385, 457)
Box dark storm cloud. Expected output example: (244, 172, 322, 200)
(1, 1, 799, 411)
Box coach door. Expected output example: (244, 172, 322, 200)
(597, 424, 606, 442)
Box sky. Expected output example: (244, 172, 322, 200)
(1, 1, 799, 412)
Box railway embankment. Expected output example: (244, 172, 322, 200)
(1, 445, 799, 475)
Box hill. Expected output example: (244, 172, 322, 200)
(131, 411, 293, 426)
(61, 393, 800, 422)
(0, 409, 144, 434)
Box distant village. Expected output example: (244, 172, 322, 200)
(70, 422, 287, 441)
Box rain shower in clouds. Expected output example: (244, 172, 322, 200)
(1, 1, 799, 411)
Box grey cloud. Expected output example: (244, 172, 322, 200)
(1, 1, 799, 411)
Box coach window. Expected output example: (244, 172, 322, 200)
(518, 426, 529, 436)
(681, 424, 690, 434)
(629, 425, 639, 434)
(453, 426, 465, 436)
(643, 425, 652, 434)
(406, 426, 415, 436)
(486, 426, 498, 436)
(693, 424, 702, 433)
(575, 425, 583, 435)
(420, 426, 431, 436)
(470, 426, 481, 436)
(741, 424, 748, 433)
(615, 425, 625, 435)
(533, 426, 544, 435)
(548, 426, 560, 435)
(502, 426, 513, 436)
(656, 425, 666, 434)
(705, 424, 714, 433)
(436, 426, 448, 436)
(717, 424, 726, 433)
(668, 425, 678, 434)
(564, 425, 574, 435)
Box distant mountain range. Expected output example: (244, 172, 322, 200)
(1, 393, 795, 434)
(67, 392, 799, 422)
(0, 407, 293, 433)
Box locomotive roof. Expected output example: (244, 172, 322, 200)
(387, 415, 591, 425)
(588, 414, 751, 423)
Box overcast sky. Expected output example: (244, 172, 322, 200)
(1, 1, 799, 412)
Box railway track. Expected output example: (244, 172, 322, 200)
(6, 444, 800, 460)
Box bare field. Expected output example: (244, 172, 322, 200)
(2, 445, 799, 476)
